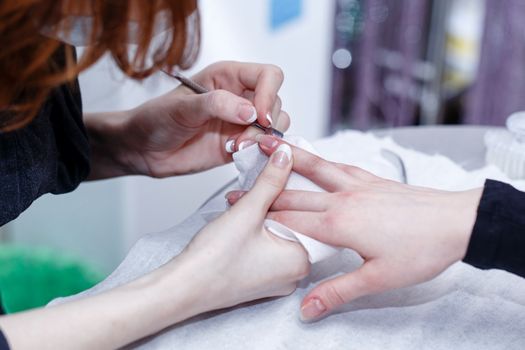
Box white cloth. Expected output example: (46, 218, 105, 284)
(50, 131, 525, 350)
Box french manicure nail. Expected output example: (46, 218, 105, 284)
(266, 113, 273, 126)
(225, 139, 235, 153)
(300, 298, 326, 322)
(238, 140, 256, 151)
(255, 134, 278, 149)
(271, 144, 292, 168)
(239, 104, 257, 123)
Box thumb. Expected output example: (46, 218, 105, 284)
(300, 261, 387, 322)
(231, 143, 293, 221)
(188, 89, 258, 125)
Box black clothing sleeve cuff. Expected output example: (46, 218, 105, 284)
(463, 179, 525, 278)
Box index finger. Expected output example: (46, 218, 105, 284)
(236, 63, 285, 127)
(255, 135, 348, 192)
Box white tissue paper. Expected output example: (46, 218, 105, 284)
(233, 136, 339, 263)
(50, 131, 525, 350)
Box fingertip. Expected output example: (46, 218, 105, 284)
(224, 139, 236, 153)
(300, 296, 328, 322)
(223, 133, 242, 154)
(255, 134, 280, 153)
(254, 109, 272, 127)
(270, 143, 292, 169)
(225, 190, 245, 205)
(265, 113, 274, 127)
(239, 104, 257, 124)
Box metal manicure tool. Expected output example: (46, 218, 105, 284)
(161, 69, 284, 138)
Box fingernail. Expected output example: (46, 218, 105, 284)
(224, 192, 234, 205)
(239, 104, 257, 123)
(300, 298, 326, 322)
(224, 139, 235, 153)
(238, 140, 256, 151)
(225, 191, 244, 204)
(255, 134, 278, 149)
(266, 113, 273, 126)
(271, 144, 291, 168)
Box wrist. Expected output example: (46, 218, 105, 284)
(86, 110, 147, 179)
(128, 256, 211, 328)
(448, 188, 483, 261)
(155, 253, 222, 319)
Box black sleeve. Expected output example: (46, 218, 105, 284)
(463, 179, 525, 277)
(0, 329, 10, 350)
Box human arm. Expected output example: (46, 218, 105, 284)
(228, 135, 487, 321)
(0, 143, 309, 349)
(85, 61, 290, 180)
(0, 259, 216, 350)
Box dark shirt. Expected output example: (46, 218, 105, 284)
(0, 57, 89, 349)
(464, 179, 525, 277)
(0, 79, 90, 226)
(0, 329, 8, 350)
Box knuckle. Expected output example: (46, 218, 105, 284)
(322, 212, 338, 232)
(360, 268, 388, 293)
(335, 191, 351, 202)
(324, 283, 347, 308)
(343, 164, 367, 178)
(205, 90, 227, 115)
(268, 64, 285, 81)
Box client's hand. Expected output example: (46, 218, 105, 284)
(172, 142, 309, 312)
(228, 135, 483, 321)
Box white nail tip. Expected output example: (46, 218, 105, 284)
(266, 113, 273, 125)
(276, 144, 292, 160)
(247, 107, 257, 123)
(225, 140, 235, 153)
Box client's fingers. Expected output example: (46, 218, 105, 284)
(269, 190, 328, 211)
(300, 261, 386, 322)
(231, 143, 293, 221)
(233, 110, 290, 152)
(266, 211, 326, 239)
(255, 135, 350, 192)
(227, 190, 328, 212)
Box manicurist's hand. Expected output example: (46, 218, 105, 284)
(172, 142, 309, 310)
(228, 135, 483, 322)
(86, 61, 290, 179)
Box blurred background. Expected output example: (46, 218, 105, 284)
(1, 0, 525, 288)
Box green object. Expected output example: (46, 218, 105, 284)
(0, 245, 103, 313)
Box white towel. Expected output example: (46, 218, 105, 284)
(49, 131, 525, 350)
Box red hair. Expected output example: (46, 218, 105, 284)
(0, 0, 200, 131)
